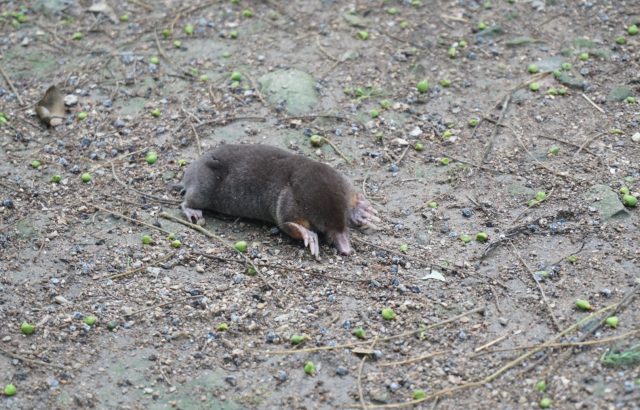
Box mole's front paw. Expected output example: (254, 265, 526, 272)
(182, 205, 205, 225)
(350, 193, 380, 229)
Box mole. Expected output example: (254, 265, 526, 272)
(179, 144, 379, 257)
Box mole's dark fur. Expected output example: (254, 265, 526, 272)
(180, 144, 378, 257)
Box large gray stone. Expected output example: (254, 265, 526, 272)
(258, 69, 318, 115)
(583, 184, 629, 220)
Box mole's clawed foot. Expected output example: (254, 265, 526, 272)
(350, 193, 380, 229)
(281, 222, 320, 258)
(182, 204, 205, 226)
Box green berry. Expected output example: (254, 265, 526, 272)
(575, 299, 592, 310)
(626, 96, 637, 104)
(77, 112, 88, 120)
(579, 52, 589, 61)
(399, 244, 408, 253)
(552, 70, 562, 79)
(561, 62, 572, 70)
(616, 36, 626, 45)
(161, 29, 172, 38)
(177, 159, 187, 167)
(184, 24, 194, 35)
(442, 130, 453, 139)
(477, 22, 487, 30)
(353, 328, 365, 339)
(460, 235, 471, 244)
(173, 40, 182, 48)
(628, 24, 638, 35)
(167, 233, 176, 240)
(171, 240, 182, 248)
(535, 191, 546, 201)
(142, 235, 153, 245)
(357, 31, 369, 40)
(440, 79, 451, 87)
(242, 9, 253, 17)
(387, 7, 399, 15)
(4, 384, 16, 396)
(291, 334, 305, 345)
(529, 82, 540, 91)
(416, 80, 429, 93)
(119, 14, 129, 22)
(84, 315, 97, 326)
(414, 143, 424, 152)
(476, 232, 488, 242)
(567, 255, 578, 264)
(51, 174, 62, 183)
(304, 361, 316, 375)
(150, 56, 159, 65)
(107, 321, 118, 330)
(217, 323, 228, 331)
(458, 40, 467, 48)
(381, 307, 396, 320)
(151, 108, 161, 117)
(539, 397, 551, 409)
(605, 316, 619, 328)
(234, 241, 248, 252)
(229, 30, 238, 39)
(413, 389, 427, 400)
(30, 160, 41, 169)
(309, 135, 324, 147)
(246, 266, 257, 276)
(547, 88, 558, 96)
(620, 187, 630, 195)
(448, 47, 458, 58)
(199, 74, 209, 82)
(20, 322, 35, 335)
(428, 202, 437, 208)
(548, 145, 560, 155)
(557, 87, 567, 96)
(230, 71, 242, 81)
(370, 109, 379, 118)
(468, 118, 479, 127)
(527, 64, 539, 74)
(440, 157, 450, 165)
(72, 32, 83, 40)
(623, 194, 637, 207)
(379, 99, 392, 109)
(535, 379, 547, 392)
(145, 151, 158, 165)
(81, 173, 91, 183)
(400, 21, 409, 29)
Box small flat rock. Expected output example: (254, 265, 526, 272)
(536, 56, 564, 72)
(583, 184, 629, 220)
(556, 72, 586, 89)
(631, 132, 640, 143)
(258, 69, 318, 115)
(64, 94, 78, 106)
(607, 85, 634, 102)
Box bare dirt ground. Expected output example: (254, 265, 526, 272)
(1, 0, 639, 409)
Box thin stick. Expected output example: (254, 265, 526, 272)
(125, 295, 203, 317)
(89, 147, 148, 172)
(379, 351, 446, 367)
(574, 132, 606, 156)
(90, 203, 173, 235)
(316, 35, 338, 61)
(474, 333, 511, 353)
(581, 93, 605, 114)
(100, 252, 176, 280)
(259, 307, 484, 355)
(188, 120, 203, 155)
(511, 243, 561, 331)
(322, 137, 353, 164)
(0, 64, 25, 106)
(0, 345, 67, 370)
(482, 94, 510, 163)
(358, 337, 378, 410)
(111, 163, 180, 204)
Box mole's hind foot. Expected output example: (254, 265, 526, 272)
(182, 204, 205, 225)
(350, 193, 380, 229)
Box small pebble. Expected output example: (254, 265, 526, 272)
(2, 199, 14, 208)
(336, 366, 349, 376)
(388, 382, 400, 392)
(224, 376, 237, 386)
(277, 370, 288, 383)
(64, 94, 78, 106)
(388, 164, 399, 173)
(462, 208, 473, 218)
(600, 288, 612, 297)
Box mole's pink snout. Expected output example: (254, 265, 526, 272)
(332, 231, 352, 255)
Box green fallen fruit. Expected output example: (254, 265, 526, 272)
(309, 135, 324, 147)
(628, 24, 638, 35)
(527, 64, 539, 74)
(548, 145, 560, 155)
(477, 22, 487, 30)
(619, 187, 629, 195)
(547, 88, 558, 96)
(413, 389, 427, 400)
(291, 334, 305, 345)
(605, 316, 619, 328)
(81, 173, 92, 183)
(567, 255, 578, 264)
(145, 151, 158, 164)
(30, 160, 41, 169)
(184, 24, 194, 35)
(626, 96, 637, 104)
(557, 87, 567, 96)
(387, 7, 398, 15)
(460, 235, 471, 244)
(381, 307, 396, 320)
(72, 32, 83, 40)
(199, 74, 209, 82)
(20, 322, 35, 335)
(535, 191, 546, 201)
(242, 9, 253, 17)
(440, 157, 450, 165)
(217, 323, 228, 331)
(4, 384, 16, 397)
(579, 52, 589, 61)
(447, 47, 457, 58)
(414, 143, 424, 151)
(229, 30, 238, 39)
(51, 174, 62, 183)
(575, 299, 592, 310)
(561, 62, 572, 71)
(623, 194, 637, 207)
(77, 112, 88, 120)
(120, 14, 129, 22)
(442, 130, 453, 139)
(167, 233, 175, 240)
(151, 108, 161, 117)
(142, 235, 153, 245)
(304, 361, 316, 375)
(440, 79, 451, 87)
(246, 266, 257, 276)
(150, 56, 159, 65)
(107, 321, 118, 330)
(400, 21, 409, 29)
(353, 328, 365, 339)
(616, 36, 626, 45)
(230, 71, 242, 81)
(161, 29, 172, 38)
(476, 232, 488, 242)
(234, 241, 248, 252)
(177, 159, 187, 167)
(468, 118, 479, 127)
(535, 379, 547, 392)
(399, 244, 408, 253)
(428, 202, 437, 208)
(84, 315, 97, 326)
(370, 109, 379, 118)
(357, 31, 369, 40)
(529, 82, 540, 91)
(458, 39, 467, 48)
(171, 240, 182, 248)
(173, 40, 182, 48)
(539, 397, 551, 409)
(379, 99, 392, 109)
(536, 271, 550, 280)
(416, 80, 429, 93)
